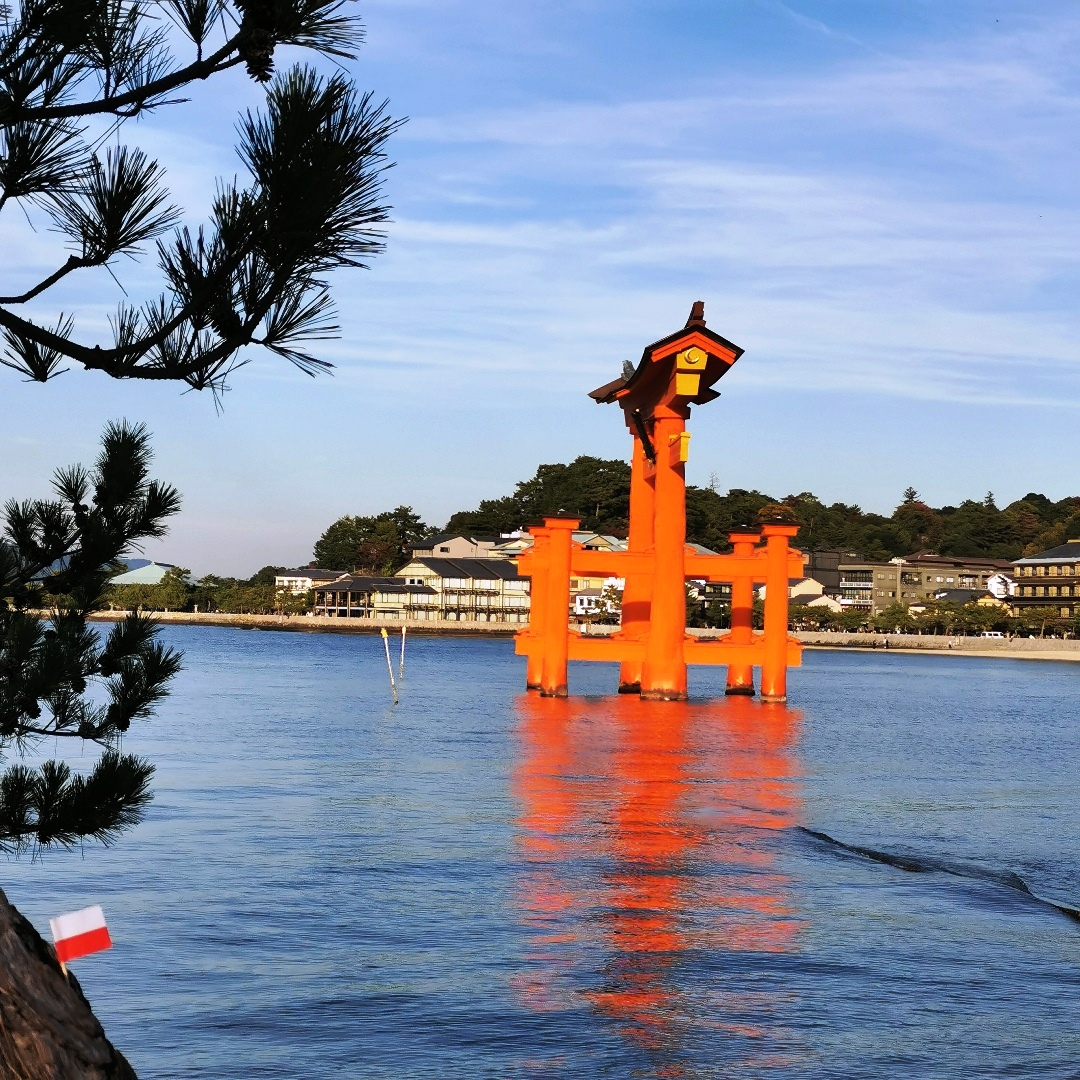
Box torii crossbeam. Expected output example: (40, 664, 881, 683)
(514, 303, 804, 702)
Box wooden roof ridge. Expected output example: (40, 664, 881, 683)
(589, 301, 743, 404)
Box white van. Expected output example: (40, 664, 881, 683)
(980, 631, 1005, 639)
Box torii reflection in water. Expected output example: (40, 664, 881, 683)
(512, 694, 806, 1076)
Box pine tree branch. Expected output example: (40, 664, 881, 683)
(0, 254, 85, 304)
(0, 293, 267, 382)
(7, 36, 244, 121)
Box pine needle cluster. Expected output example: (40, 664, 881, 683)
(0, 420, 181, 852)
(0, 0, 400, 392)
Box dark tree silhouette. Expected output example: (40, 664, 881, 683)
(0, 421, 181, 852)
(0, 0, 400, 392)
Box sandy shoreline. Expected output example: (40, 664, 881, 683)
(802, 644, 1080, 663)
(795, 630, 1080, 663)
(81, 613, 1080, 662)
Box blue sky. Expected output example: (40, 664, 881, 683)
(4, 1, 1080, 575)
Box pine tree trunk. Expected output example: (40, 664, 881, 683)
(0, 888, 138, 1079)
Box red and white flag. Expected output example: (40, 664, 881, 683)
(50, 905, 112, 964)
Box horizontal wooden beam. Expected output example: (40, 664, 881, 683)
(520, 547, 806, 583)
(516, 630, 802, 668)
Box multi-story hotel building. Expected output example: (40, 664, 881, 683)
(1010, 541, 1080, 620)
(837, 553, 1013, 614)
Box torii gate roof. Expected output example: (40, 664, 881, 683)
(588, 301, 743, 407)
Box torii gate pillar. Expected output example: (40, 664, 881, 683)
(639, 405, 690, 700)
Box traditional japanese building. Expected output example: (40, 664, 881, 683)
(1010, 541, 1080, 620)
(395, 557, 531, 623)
(311, 576, 435, 618)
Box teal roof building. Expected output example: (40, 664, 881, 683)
(108, 561, 179, 586)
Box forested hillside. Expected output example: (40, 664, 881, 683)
(446, 458, 1080, 560)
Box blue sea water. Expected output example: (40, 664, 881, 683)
(5, 627, 1079, 1079)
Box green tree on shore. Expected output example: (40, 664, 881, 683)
(445, 462, 1080, 562)
(313, 506, 428, 573)
(446, 457, 631, 536)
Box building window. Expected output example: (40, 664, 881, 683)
(1036, 587, 1045, 597)
(1063, 607, 1072, 617)
(1036, 566, 1045, 576)
(1050, 586, 1059, 597)
(1049, 565, 1059, 576)
(1064, 586, 1073, 597)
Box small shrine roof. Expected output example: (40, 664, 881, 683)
(589, 301, 743, 405)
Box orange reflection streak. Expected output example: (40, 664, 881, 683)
(695, 699, 804, 957)
(512, 693, 805, 1070)
(511, 695, 590, 1014)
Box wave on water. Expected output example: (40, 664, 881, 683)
(797, 826, 1080, 925)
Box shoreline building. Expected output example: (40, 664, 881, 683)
(310, 576, 436, 618)
(1010, 541, 1080, 621)
(275, 567, 350, 594)
(837, 553, 1014, 615)
(411, 533, 503, 560)
(803, 549, 862, 598)
(311, 559, 530, 623)
(395, 557, 531, 622)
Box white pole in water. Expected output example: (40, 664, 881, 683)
(381, 628, 398, 704)
(399, 625, 407, 681)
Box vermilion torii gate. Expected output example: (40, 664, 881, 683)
(515, 303, 804, 703)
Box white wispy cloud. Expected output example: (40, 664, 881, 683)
(330, 7, 1080, 414)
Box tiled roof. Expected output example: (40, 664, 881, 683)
(1014, 542, 1080, 564)
(407, 557, 525, 581)
(588, 304, 743, 404)
(315, 575, 436, 595)
(415, 532, 501, 547)
(278, 567, 349, 581)
(903, 552, 1013, 570)
(933, 588, 989, 604)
